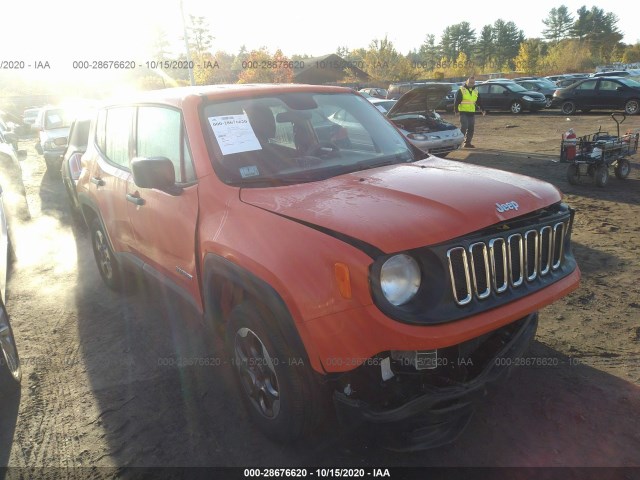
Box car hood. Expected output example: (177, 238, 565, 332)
(387, 84, 452, 117)
(240, 157, 562, 253)
(40, 127, 70, 141)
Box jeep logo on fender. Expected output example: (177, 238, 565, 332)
(496, 201, 519, 213)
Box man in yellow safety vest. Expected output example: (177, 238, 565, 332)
(454, 76, 485, 148)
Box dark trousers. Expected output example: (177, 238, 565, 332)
(460, 112, 475, 145)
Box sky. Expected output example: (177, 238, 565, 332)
(2, 0, 639, 77)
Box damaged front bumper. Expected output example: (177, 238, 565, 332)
(332, 312, 538, 450)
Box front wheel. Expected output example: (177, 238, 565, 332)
(225, 301, 322, 441)
(566, 164, 580, 185)
(510, 101, 523, 114)
(0, 300, 21, 388)
(624, 99, 639, 115)
(594, 164, 609, 187)
(615, 159, 631, 179)
(561, 101, 576, 115)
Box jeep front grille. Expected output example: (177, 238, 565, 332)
(447, 221, 567, 306)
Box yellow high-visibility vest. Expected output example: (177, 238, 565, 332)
(459, 87, 478, 112)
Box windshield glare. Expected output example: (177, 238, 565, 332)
(508, 84, 528, 92)
(619, 78, 640, 87)
(203, 93, 416, 186)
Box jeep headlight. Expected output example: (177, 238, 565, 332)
(380, 254, 421, 306)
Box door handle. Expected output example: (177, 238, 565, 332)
(91, 176, 105, 186)
(126, 193, 145, 206)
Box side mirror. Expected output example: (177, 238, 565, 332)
(131, 157, 181, 194)
(17, 150, 27, 161)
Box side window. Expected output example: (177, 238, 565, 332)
(599, 80, 619, 91)
(137, 106, 188, 182)
(489, 85, 506, 94)
(476, 85, 489, 94)
(105, 107, 134, 168)
(577, 80, 597, 91)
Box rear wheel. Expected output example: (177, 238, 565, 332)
(561, 101, 576, 115)
(594, 164, 609, 187)
(566, 164, 580, 185)
(624, 99, 639, 115)
(615, 159, 631, 179)
(225, 301, 322, 441)
(0, 300, 21, 389)
(90, 218, 126, 291)
(510, 101, 523, 114)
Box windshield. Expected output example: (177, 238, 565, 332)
(44, 109, 72, 129)
(202, 92, 417, 187)
(618, 77, 640, 88)
(507, 84, 528, 93)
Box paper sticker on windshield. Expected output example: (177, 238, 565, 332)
(208, 114, 262, 155)
(239, 166, 260, 178)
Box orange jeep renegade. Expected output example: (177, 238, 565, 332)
(76, 84, 580, 449)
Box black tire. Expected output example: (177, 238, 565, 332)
(510, 101, 523, 114)
(615, 159, 631, 179)
(594, 164, 609, 187)
(624, 99, 639, 115)
(561, 101, 576, 115)
(0, 300, 21, 389)
(566, 164, 580, 185)
(225, 301, 322, 441)
(90, 218, 126, 291)
(545, 97, 553, 108)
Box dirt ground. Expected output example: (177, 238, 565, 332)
(1, 111, 639, 476)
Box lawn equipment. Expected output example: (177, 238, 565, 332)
(562, 113, 639, 187)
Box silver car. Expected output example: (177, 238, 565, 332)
(371, 84, 464, 157)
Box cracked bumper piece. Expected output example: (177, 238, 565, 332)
(333, 312, 539, 450)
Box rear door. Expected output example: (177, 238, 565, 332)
(89, 107, 137, 252)
(572, 79, 598, 109)
(595, 79, 626, 109)
(125, 106, 201, 307)
(475, 84, 492, 109)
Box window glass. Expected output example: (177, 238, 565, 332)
(105, 107, 134, 168)
(202, 92, 413, 186)
(137, 107, 181, 181)
(599, 80, 619, 91)
(577, 80, 597, 91)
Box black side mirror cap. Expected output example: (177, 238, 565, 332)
(131, 157, 181, 195)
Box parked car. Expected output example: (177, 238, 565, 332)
(33, 106, 73, 171)
(591, 70, 631, 78)
(368, 98, 397, 114)
(545, 74, 574, 85)
(514, 79, 558, 108)
(475, 81, 547, 113)
(387, 82, 427, 99)
(0, 181, 21, 392)
(359, 87, 388, 99)
(76, 84, 580, 449)
(60, 117, 92, 217)
(0, 118, 18, 152)
(368, 84, 464, 156)
(552, 76, 640, 115)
